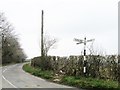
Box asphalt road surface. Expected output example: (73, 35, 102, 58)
(1, 63, 82, 89)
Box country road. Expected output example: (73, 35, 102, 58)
(1, 63, 82, 89)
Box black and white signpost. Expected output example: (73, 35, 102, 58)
(74, 37, 95, 76)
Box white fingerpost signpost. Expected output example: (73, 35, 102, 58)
(74, 37, 95, 76)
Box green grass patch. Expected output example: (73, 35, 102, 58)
(23, 64, 119, 89)
(61, 76, 119, 89)
(23, 64, 53, 79)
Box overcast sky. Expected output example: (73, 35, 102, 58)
(0, 0, 119, 59)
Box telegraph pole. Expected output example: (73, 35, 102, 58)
(41, 10, 44, 57)
(74, 37, 95, 76)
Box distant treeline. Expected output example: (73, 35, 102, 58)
(31, 55, 119, 81)
(0, 13, 26, 64)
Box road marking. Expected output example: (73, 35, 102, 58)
(3, 68, 7, 73)
(2, 75, 17, 88)
(2, 67, 18, 88)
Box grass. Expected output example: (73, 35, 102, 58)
(61, 76, 119, 89)
(23, 64, 119, 89)
(23, 63, 53, 79)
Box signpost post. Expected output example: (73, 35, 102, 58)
(74, 37, 95, 76)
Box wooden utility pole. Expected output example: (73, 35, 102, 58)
(41, 10, 44, 57)
(118, 2, 120, 88)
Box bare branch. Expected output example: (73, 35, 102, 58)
(43, 34, 57, 56)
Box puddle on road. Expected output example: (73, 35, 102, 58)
(25, 84, 41, 88)
(37, 85, 40, 87)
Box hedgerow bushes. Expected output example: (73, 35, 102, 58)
(31, 55, 118, 81)
(23, 64, 119, 89)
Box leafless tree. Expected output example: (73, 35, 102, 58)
(43, 34, 57, 56)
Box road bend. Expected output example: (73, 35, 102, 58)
(1, 63, 81, 89)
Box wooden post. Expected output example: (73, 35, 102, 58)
(41, 10, 44, 57)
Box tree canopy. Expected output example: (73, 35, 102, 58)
(0, 13, 26, 64)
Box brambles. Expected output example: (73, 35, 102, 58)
(31, 55, 118, 81)
(23, 63, 119, 89)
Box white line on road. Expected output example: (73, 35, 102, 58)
(2, 66, 18, 88)
(3, 68, 7, 73)
(2, 75, 17, 88)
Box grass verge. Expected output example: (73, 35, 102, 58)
(23, 64, 119, 89)
(23, 63, 53, 80)
(61, 76, 119, 89)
